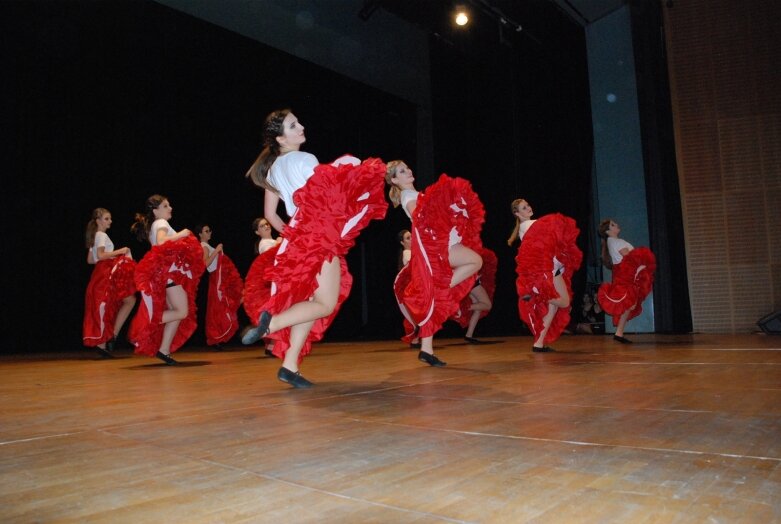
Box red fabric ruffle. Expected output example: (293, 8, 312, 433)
(396, 175, 485, 339)
(598, 246, 656, 325)
(205, 253, 244, 345)
(515, 214, 582, 344)
(243, 244, 279, 324)
(82, 256, 137, 347)
(453, 247, 497, 329)
(393, 264, 417, 342)
(128, 234, 206, 356)
(256, 157, 388, 362)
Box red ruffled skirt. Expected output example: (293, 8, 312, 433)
(393, 264, 416, 340)
(395, 175, 485, 340)
(251, 157, 388, 362)
(83, 256, 136, 347)
(452, 247, 497, 328)
(243, 244, 278, 325)
(598, 247, 656, 325)
(205, 253, 244, 345)
(128, 235, 206, 356)
(515, 214, 582, 344)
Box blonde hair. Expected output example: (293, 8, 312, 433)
(507, 198, 527, 246)
(85, 207, 109, 248)
(384, 160, 406, 207)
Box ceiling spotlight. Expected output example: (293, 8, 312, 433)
(454, 7, 469, 27)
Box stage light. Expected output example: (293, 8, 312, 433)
(454, 7, 469, 27)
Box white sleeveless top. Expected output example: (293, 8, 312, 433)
(201, 241, 218, 273)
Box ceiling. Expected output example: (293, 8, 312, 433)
(376, 0, 627, 33)
(550, 0, 628, 26)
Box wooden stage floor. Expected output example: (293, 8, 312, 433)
(1, 334, 780, 523)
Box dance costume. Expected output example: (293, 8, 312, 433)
(202, 242, 243, 346)
(515, 214, 582, 344)
(128, 220, 205, 356)
(452, 247, 497, 329)
(394, 175, 485, 341)
(82, 231, 136, 347)
(597, 238, 656, 325)
(243, 243, 278, 335)
(245, 153, 387, 362)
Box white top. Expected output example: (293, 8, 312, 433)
(202, 242, 218, 273)
(402, 249, 411, 266)
(607, 237, 633, 264)
(268, 151, 319, 217)
(92, 231, 114, 261)
(258, 238, 277, 254)
(400, 189, 419, 220)
(150, 219, 176, 246)
(518, 219, 536, 241)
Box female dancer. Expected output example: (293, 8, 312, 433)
(83, 208, 136, 357)
(508, 198, 582, 352)
(597, 219, 656, 343)
(386, 160, 484, 367)
(242, 109, 387, 388)
(243, 218, 281, 355)
(457, 247, 496, 344)
(129, 195, 205, 365)
(397, 229, 412, 270)
(393, 229, 420, 348)
(252, 217, 280, 255)
(198, 224, 243, 346)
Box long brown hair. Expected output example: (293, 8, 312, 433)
(507, 198, 526, 246)
(598, 218, 614, 270)
(130, 194, 167, 243)
(384, 160, 406, 208)
(245, 109, 290, 194)
(85, 207, 109, 248)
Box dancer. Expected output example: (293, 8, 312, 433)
(393, 229, 419, 348)
(198, 224, 243, 347)
(456, 247, 496, 344)
(242, 109, 387, 388)
(508, 198, 582, 352)
(244, 218, 281, 356)
(82, 208, 137, 358)
(397, 229, 412, 270)
(252, 217, 280, 255)
(597, 219, 656, 343)
(386, 160, 484, 367)
(129, 195, 205, 365)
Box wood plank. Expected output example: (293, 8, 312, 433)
(1, 335, 780, 522)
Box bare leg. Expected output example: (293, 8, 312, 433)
(268, 258, 340, 334)
(273, 258, 340, 376)
(159, 286, 188, 355)
(448, 244, 482, 288)
(420, 335, 434, 355)
(465, 286, 492, 338)
(113, 295, 136, 338)
(615, 309, 631, 337)
(281, 320, 315, 372)
(533, 273, 570, 348)
(534, 304, 559, 348)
